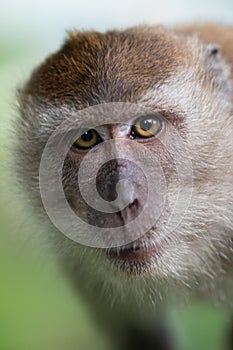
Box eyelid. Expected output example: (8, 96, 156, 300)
(69, 112, 165, 153)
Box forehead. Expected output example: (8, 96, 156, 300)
(24, 27, 191, 106)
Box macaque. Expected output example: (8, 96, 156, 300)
(15, 23, 233, 349)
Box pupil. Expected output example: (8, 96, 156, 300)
(81, 130, 93, 142)
(140, 119, 153, 131)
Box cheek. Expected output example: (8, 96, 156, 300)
(62, 155, 87, 219)
(137, 139, 177, 185)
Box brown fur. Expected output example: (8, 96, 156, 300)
(24, 27, 190, 106)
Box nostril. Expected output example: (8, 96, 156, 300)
(127, 199, 139, 210)
(118, 198, 142, 224)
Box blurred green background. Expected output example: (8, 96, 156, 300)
(0, 1, 232, 349)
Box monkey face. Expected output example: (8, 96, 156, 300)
(16, 26, 233, 294)
(61, 110, 174, 273)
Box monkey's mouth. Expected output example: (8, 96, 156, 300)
(105, 233, 164, 274)
(107, 241, 158, 256)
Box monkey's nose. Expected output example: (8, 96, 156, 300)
(96, 159, 147, 223)
(109, 178, 142, 224)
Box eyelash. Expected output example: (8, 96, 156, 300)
(71, 113, 165, 151)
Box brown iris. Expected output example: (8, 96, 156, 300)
(133, 114, 163, 138)
(73, 129, 100, 149)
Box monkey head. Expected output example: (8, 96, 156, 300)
(15, 26, 233, 306)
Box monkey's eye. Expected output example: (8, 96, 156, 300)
(132, 114, 163, 138)
(73, 129, 102, 149)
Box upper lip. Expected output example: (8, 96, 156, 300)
(105, 228, 168, 260)
(105, 231, 160, 258)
